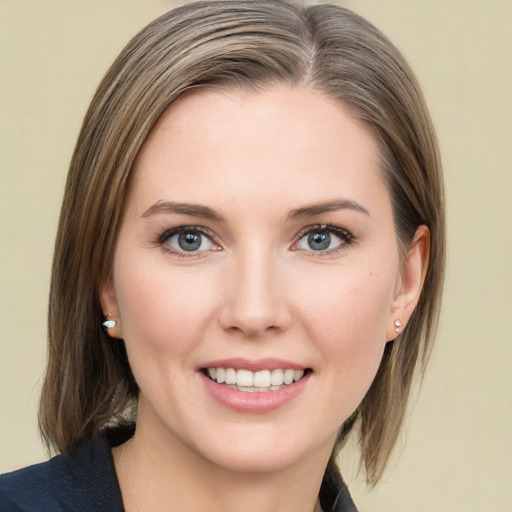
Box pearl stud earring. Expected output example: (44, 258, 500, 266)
(102, 313, 116, 330)
(394, 319, 402, 333)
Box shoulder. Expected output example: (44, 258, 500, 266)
(0, 434, 124, 512)
(0, 458, 58, 512)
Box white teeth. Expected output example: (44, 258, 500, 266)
(236, 369, 253, 387)
(206, 367, 306, 390)
(225, 368, 237, 385)
(293, 370, 304, 382)
(216, 368, 225, 384)
(271, 369, 284, 386)
(253, 370, 271, 388)
(283, 369, 294, 385)
(237, 386, 270, 393)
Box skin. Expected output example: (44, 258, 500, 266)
(101, 85, 428, 512)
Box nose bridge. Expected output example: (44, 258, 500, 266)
(219, 241, 289, 336)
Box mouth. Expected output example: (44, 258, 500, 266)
(202, 367, 311, 392)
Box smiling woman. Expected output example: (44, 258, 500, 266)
(0, 2, 444, 512)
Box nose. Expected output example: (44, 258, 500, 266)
(218, 248, 291, 338)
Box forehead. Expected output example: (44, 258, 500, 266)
(128, 85, 387, 217)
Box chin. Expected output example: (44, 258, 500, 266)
(189, 428, 334, 475)
(205, 445, 302, 474)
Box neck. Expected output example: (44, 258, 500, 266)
(113, 402, 333, 512)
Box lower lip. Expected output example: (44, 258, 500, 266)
(200, 372, 310, 414)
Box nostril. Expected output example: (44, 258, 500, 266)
(217, 271, 292, 336)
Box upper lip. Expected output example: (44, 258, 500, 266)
(198, 358, 307, 372)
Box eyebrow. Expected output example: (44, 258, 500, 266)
(288, 199, 370, 219)
(141, 200, 225, 222)
(141, 198, 369, 222)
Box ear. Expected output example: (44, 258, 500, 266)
(387, 225, 430, 341)
(99, 278, 123, 338)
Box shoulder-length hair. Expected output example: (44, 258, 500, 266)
(40, 0, 445, 486)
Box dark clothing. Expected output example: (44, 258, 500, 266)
(0, 430, 125, 512)
(0, 427, 357, 512)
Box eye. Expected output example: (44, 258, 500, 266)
(294, 225, 352, 253)
(159, 227, 219, 255)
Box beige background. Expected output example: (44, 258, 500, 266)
(1, 1, 510, 511)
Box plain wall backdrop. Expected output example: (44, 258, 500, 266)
(0, 1, 510, 511)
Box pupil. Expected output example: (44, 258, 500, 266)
(308, 231, 330, 250)
(178, 232, 201, 251)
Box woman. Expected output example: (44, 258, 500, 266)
(0, 1, 445, 511)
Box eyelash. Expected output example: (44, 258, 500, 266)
(156, 225, 219, 258)
(292, 224, 356, 256)
(154, 223, 356, 257)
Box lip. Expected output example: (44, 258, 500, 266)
(198, 357, 306, 372)
(198, 363, 311, 414)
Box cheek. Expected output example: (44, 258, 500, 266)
(290, 261, 396, 393)
(113, 256, 217, 359)
(294, 262, 396, 338)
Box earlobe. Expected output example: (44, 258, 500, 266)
(99, 278, 123, 338)
(387, 225, 430, 341)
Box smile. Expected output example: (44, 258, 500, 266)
(205, 368, 307, 392)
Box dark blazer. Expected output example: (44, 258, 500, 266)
(0, 427, 357, 512)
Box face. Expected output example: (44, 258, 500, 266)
(103, 85, 421, 473)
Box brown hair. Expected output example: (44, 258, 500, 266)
(39, 0, 445, 486)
